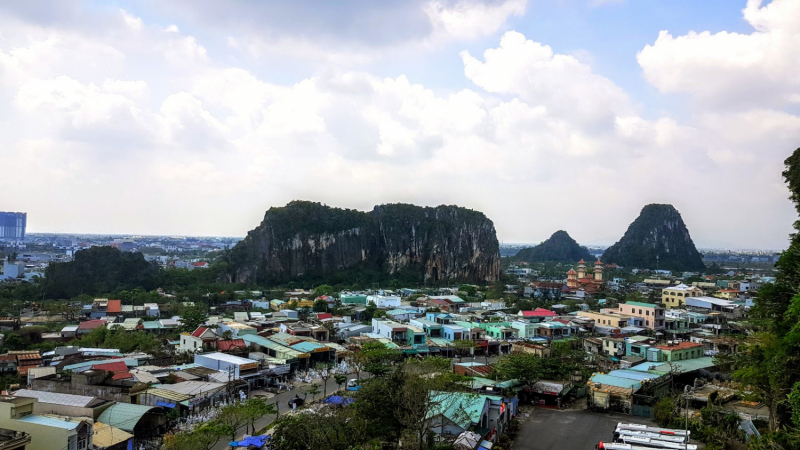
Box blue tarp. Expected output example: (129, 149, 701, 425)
(323, 395, 355, 405)
(156, 401, 176, 408)
(229, 435, 271, 448)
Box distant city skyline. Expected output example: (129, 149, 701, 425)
(1, 1, 798, 249)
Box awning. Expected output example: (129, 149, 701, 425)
(403, 349, 418, 355)
(156, 401, 176, 408)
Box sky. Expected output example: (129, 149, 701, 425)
(0, 0, 798, 250)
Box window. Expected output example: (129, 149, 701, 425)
(645, 320, 649, 326)
(639, 309, 642, 315)
(646, 311, 650, 316)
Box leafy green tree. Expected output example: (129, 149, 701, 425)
(313, 285, 335, 297)
(725, 147, 800, 437)
(218, 402, 248, 440)
(164, 420, 232, 450)
(2, 333, 26, 351)
(312, 299, 328, 312)
(493, 353, 544, 389)
(306, 384, 321, 401)
(241, 398, 277, 435)
(359, 342, 402, 377)
(43, 246, 159, 298)
(180, 307, 207, 332)
(334, 374, 348, 392)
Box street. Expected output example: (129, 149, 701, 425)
(210, 373, 360, 450)
(512, 408, 657, 450)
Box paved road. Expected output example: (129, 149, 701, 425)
(512, 408, 657, 450)
(210, 373, 361, 450)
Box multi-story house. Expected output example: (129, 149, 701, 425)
(662, 284, 704, 309)
(617, 302, 665, 330)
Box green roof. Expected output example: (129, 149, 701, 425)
(98, 403, 159, 432)
(428, 391, 502, 430)
(625, 301, 659, 308)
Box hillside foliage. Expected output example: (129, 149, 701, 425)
(515, 230, 593, 263)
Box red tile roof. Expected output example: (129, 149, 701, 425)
(655, 342, 704, 351)
(78, 320, 106, 330)
(92, 361, 132, 380)
(217, 339, 247, 352)
(191, 326, 209, 338)
(316, 313, 333, 320)
(521, 308, 556, 317)
(106, 300, 121, 313)
(192, 261, 208, 267)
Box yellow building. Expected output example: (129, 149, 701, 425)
(0, 396, 92, 450)
(662, 283, 704, 309)
(714, 289, 740, 300)
(576, 311, 631, 328)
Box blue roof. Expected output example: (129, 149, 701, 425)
(18, 415, 81, 430)
(290, 341, 325, 353)
(607, 369, 660, 381)
(589, 374, 642, 390)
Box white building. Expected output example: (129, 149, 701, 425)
(366, 294, 401, 308)
(194, 353, 259, 380)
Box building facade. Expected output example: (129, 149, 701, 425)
(662, 284, 704, 309)
(618, 302, 665, 330)
(0, 213, 25, 242)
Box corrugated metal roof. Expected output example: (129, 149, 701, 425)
(97, 403, 160, 432)
(93, 422, 133, 447)
(11, 390, 97, 407)
(143, 388, 193, 402)
(290, 341, 325, 353)
(157, 381, 226, 395)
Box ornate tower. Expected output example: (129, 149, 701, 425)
(567, 269, 577, 289)
(577, 259, 586, 279)
(594, 259, 603, 281)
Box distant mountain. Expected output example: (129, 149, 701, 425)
(602, 204, 705, 271)
(515, 230, 594, 263)
(224, 201, 500, 284)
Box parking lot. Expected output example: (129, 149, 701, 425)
(513, 408, 657, 450)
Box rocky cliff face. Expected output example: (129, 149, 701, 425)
(515, 230, 593, 263)
(226, 201, 500, 284)
(602, 204, 705, 271)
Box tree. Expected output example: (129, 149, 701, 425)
(241, 398, 277, 435)
(359, 359, 471, 450)
(318, 363, 333, 398)
(312, 299, 328, 313)
(313, 285, 335, 297)
(180, 307, 207, 332)
(164, 420, 232, 450)
(334, 374, 348, 392)
(306, 384, 321, 402)
(218, 403, 248, 440)
(271, 407, 369, 450)
(494, 353, 545, 389)
(360, 342, 402, 377)
(725, 147, 800, 437)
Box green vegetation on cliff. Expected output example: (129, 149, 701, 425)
(224, 200, 501, 285)
(43, 246, 160, 298)
(602, 204, 705, 271)
(515, 230, 593, 263)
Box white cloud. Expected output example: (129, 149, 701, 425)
(0, 3, 796, 249)
(637, 0, 800, 109)
(461, 31, 633, 127)
(425, 0, 526, 40)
